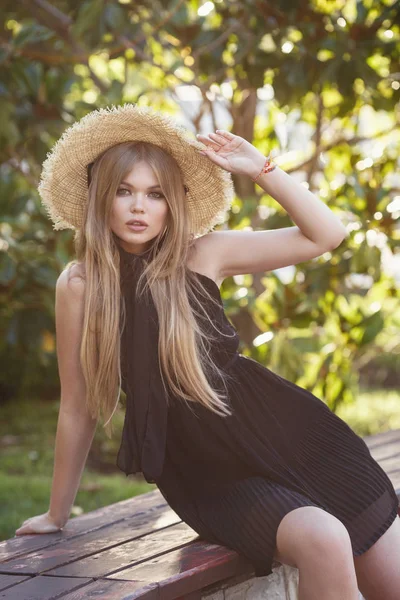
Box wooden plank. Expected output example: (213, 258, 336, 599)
(386, 470, 400, 496)
(369, 452, 400, 470)
(0, 514, 186, 577)
(365, 442, 400, 462)
(190, 568, 260, 600)
(0, 575, 92, 599)
(46, 522, 200, 578)
(363, 428, 400, 450)
(105, 540, 254, 600)
(57, 578, 160, 599)
(0, 489, 173, 564)
(175, 592, 202, 600)
(364, 430, 400, 495)
(0, 573, 31, 592)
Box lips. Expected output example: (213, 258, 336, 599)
(127, 219, 148, 226)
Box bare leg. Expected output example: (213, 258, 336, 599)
(354, 514, 400, 600)
(274, 506, 359, 600)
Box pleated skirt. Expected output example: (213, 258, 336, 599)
(156, 357, 399, 578)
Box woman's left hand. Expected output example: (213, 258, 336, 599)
(196, 130, 266, 179)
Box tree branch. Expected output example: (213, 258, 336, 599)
(284, 122, 400, 174)
(191, 21, 240, 60)
(306, 91, 324, 188)
(18, 0, 109, 93)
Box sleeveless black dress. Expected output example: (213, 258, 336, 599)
(117, 244, 399, 578)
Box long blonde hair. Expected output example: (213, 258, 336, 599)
(65, 141, 235, 437)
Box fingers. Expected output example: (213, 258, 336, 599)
(214, 130, 235, 140)
(198, 132, 229, 145)
(15, 524, 59, 536)
(196, 130, 235, 153)
(15, 516, 36, 535)
(196, 134, 220, 151)
(208, 132, 226, 144)
(15, 521, 29, 534)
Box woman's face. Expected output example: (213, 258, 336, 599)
(110, 161, 169, 254)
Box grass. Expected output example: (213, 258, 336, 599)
(1, 386, 399, 542)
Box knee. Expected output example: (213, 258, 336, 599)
(301, 510, 352, 560)
(275, 506, 352, 568)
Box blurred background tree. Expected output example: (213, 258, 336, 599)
(1, 0, 400, 538)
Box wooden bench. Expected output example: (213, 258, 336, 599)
(1, 429, 399, 600)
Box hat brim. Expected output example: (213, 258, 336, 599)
(38, 103, 235, 236)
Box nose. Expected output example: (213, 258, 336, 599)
(129, 193, 146, 211)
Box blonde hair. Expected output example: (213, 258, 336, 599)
(65, 141, 235, 437)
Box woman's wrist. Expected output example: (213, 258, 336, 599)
(246, 152, 269, 180)
(47, 509, 68, 528)
(251, 163, 282, 193)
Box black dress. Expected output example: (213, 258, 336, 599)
(117, 244, 399, 578)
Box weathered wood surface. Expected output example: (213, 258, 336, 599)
(0, 428, 399, 600)
(363, 428, 400, 493)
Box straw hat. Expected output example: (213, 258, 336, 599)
(37, 103, 235, 236)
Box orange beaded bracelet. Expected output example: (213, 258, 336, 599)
(252, 154, 277, 182)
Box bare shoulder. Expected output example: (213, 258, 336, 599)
(187, 232, 225, 287)
(56, 261, 86, 299)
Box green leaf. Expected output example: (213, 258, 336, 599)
(13, 23, 54, 48)
(360, 311, 384, 346)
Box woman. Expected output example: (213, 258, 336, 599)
(15, 104, 400, 600)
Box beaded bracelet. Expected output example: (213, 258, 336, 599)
(252, 154, 277, 182)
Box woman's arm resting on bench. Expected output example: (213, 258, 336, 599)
(16, 264, 97, 535)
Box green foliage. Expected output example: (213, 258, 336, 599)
(0, 0, 399, 413)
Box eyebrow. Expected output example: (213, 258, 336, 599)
(120, 181, 162, 189)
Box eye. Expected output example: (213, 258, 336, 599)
(116, 189, 165, 198)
